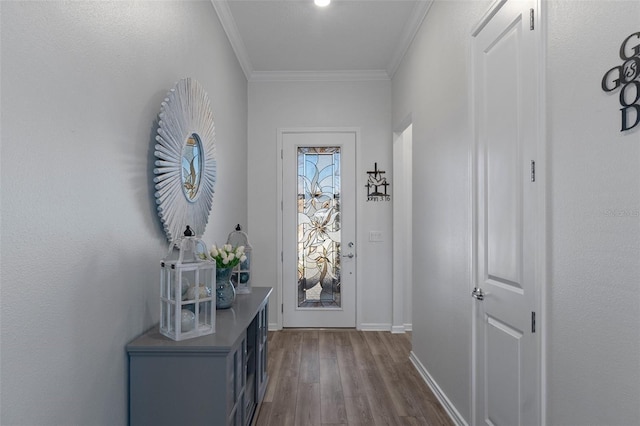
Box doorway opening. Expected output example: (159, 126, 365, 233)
(392, 123, 413, 333)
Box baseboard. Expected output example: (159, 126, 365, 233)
(390, 323, 413, 333)
(391, 325, 406, 334)
(409, 351, 468, 426)
(268, 322, 402, 332)
(268, 323, 280, 331)
(358, 323, 391, 331)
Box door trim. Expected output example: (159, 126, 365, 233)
(276, 127, 361, 330)
(469, 1, 547, 424)
(392, 120, 413, 334)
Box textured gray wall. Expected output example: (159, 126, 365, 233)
(0, 2, 247, 424)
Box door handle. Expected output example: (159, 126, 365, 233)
(471, 287, 485, 301)
(342, 252, 354, 258)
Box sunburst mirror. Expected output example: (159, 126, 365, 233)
(153, 78, 217, 243)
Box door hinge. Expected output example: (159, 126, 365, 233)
(281, 200, 283, 211)
(531, 312, 536, 333)
(530, 160, 536, 182)
(281, 304, 284, 313)
(281, 149, 283, 159)
(281, 251, 283, 262)
(529, 8, 535, 30)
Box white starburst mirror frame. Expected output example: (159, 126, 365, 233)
(153, 78, 217, 243)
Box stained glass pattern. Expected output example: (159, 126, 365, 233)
(297, 147, 341, 308)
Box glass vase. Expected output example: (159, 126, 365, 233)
(216, 267, 236, 309)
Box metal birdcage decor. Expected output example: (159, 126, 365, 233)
(160, 226, 215, 341)
(226, 224, 252, 294)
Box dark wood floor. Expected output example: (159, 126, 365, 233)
(256, 329, 454, 426)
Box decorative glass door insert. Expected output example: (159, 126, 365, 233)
(297, 147, 341, 308)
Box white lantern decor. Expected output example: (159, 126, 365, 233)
(160, 226, 215, 341)
(226, 224, 252, 294)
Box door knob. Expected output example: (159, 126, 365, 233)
(342, 253, 354, 258)
(471, 287, 485, 301)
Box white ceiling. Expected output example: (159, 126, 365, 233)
(211, 0, 433, 81)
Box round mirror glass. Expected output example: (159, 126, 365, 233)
(181, 133, 203, 201)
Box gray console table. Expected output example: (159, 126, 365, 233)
(127, 287, 271, 426)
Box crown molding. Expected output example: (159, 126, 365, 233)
(386, 0, 434, 79)
(249, 70, 390, 82)
(212, 0, 432, 83)
(211, 0, 253, 80)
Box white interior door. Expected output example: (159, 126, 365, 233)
(472, 1, 540, 425)
(281, 130, 356, 328)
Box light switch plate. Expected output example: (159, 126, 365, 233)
(369, 231, 383, 242)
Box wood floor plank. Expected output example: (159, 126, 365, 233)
(254, 402, 272, 426)
(258, 330, 453, 426)
(263, 341, 284, 402)
(344, 395, 374, 425)
(402, 359, 442, 406)
(300, 331, 320, 383)
(335, 342, 366, 398)
(333, 330, 352, 346)
(361, 331, 386, 356)
(294, 382, 321, 426)
(373, 352, 422, 418)
(320, 357, 348, 424)
(371, 414, 403, 426)
(319, 331, 337, 358)
(268, 372, 299, 426)
(360, 367, 399, 420)
(397, 416, 429, 426)
(379, 331, 411, 364)
(347, 330, 375, 370)
(267, 331, 303, 426)
(282, 330, 304, 354)
(400, 361, 452, 425)
(267, 330, 283, 351)
(420, 401, 453, 426)
(281, 330, 304, 380)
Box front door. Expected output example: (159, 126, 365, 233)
(281, 130, 357, 328)
(472, 1, 541, 425)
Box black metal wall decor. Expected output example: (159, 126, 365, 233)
(601, 31, 640, 132)
(366, 162, 391, 202)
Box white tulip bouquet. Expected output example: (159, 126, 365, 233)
(200, 244, 247, 269)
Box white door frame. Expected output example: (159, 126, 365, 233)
(469, 0, 547, 424)
(392, 118, 413, 334)
(276, 127, 362, 330)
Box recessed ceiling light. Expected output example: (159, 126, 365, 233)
(314, 0, 330, 7)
